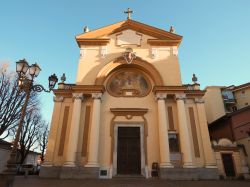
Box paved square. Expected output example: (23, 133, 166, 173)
(4, 176, 249, 187)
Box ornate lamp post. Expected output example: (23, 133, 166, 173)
(4, 59, 58, 174)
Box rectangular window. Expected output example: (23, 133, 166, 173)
(241, 90, 246, 98)
(168, 133, 180, 153)
(169, 133, 182, 167)
(167, 106, 175, 130)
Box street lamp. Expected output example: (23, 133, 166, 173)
(4, 59, 58, 174)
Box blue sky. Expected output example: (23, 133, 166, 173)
(0, 0, 249, 122)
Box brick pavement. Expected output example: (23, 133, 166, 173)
(2, 176, 247, 187)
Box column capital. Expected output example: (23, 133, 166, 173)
(92, 93, 102, 99)
(155, 93, 167, 100)
(53, 96, 64, 102)
(72, 93, 84, 100)
(175, 93, 186, 100)
(195, 98, 205, 103)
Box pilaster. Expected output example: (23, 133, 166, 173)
(85, 93, 102, 167)
(156, 93, 173, 168)
(64, 93, 84, 167)
(176, 94, 195, 168)
(195, 98, 217, 168)
(43, 96, 64, 166)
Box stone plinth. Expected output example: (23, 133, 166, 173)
(39, 166, 99, 179)
(160, 168, 219, 180)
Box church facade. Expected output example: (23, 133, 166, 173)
(40, 15, 219, 179)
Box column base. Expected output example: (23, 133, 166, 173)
(85, 162, 99, 167)
(63, 161, 76, 167)
(160, 163, 174, 168)
(183, 163, 197, 168)
(205, 165, 217, 169)
(42, 161, 53, 167)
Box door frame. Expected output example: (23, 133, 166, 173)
(112, 123, 146, 176)
(220, 152, 237, 177)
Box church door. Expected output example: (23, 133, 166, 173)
(117, 127, 141, 175)
(221, 153, 236, 177)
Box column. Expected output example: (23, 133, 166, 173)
(85, 93, 102, 167)
(195, 98, 217, 168)
(156, 93, 173, 168)
(176, 94, 195, 168)
(43, 96, 64, 166)
(64, 93, 83, 166)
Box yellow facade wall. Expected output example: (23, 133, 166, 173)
(76, 32, 182, 86)
(51, 99, 73, 166)
(203, 87, 226, 123)
(234, 87, 250, 109)
(237, 138, 250, 167)
(45, 25, 213, 174)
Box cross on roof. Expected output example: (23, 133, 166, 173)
(124, 8, 133, 19)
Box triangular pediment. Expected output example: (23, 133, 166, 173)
(76, 19, 182, 46)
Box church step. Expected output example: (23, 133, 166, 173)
(113, 174, 145, 179)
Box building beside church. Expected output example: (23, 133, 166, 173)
(204, 83, 250, 178)
(40, 12, 219, 179)
(0, 140, 40, 173)
(204, 83, 250, 124)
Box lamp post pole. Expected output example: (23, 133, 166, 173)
(2, 59, 58, 176)
(5, 83, 31, 174)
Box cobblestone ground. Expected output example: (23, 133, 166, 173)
(2, 176, 248, 187)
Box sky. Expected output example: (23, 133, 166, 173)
(0, 0, 250, 122)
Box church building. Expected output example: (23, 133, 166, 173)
(40, 10, 219, 179)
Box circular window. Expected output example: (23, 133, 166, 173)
(106, 69, 151, 97)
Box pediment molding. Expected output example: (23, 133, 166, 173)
(76, 19, 182, 47)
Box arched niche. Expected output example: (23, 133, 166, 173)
(106, 68, 152, 97)
(95, 56, 164, 86)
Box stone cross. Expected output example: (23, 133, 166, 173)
(124, 8, 133, 19)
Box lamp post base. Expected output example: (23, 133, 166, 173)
(0, 173, 15, 187)
(2, 151, 19, 175)
(2, 164, 18, 175)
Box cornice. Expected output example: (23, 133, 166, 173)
(213, 146, 238, 152)
(147, 39, 181, 47)
(110, 108, 148, 117)
(72, 85, 105, 93)
(153, 86, 206, 97)
(53, 84, 105, 97)
(153, 86, 186, 93)
(185, 90, 206, 97)
(76, 38, 110, 47)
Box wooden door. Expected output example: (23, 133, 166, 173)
(117, 127, 141, 175)
(221, 153, 236, 177)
